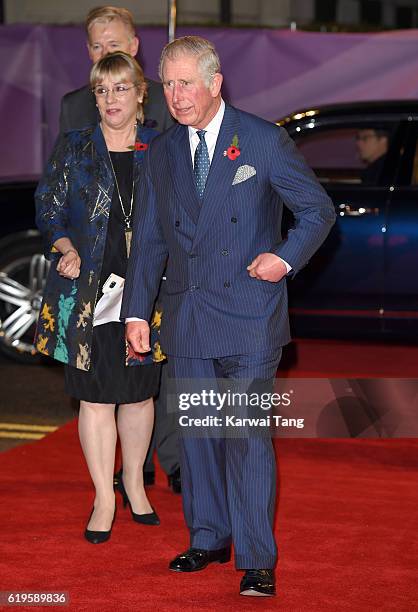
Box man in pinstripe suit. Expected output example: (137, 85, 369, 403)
(122, 36, 336, 597)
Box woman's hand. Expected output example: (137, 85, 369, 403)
(56, 248, 81, 279)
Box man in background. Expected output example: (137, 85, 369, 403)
(60, 5, 174, 134)
(356, 127, 389, 185)
(59, 5, 179, 493)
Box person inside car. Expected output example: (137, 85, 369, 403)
(356, 127, 389, 184)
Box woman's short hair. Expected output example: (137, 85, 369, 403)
(90, 52, 147, 124)
(85, 6, 136, 40)
(159, 36, 221, 87)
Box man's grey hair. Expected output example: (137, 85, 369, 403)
(159, 36, 221, 87)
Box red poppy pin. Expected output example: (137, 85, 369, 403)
(134, 141, 148, 151)
(128, 140, 149, 151)
(224, 134, 240, 160)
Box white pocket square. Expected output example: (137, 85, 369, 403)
(232, 165, 256, 185)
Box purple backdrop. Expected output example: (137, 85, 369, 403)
(1, 25, 418, 178)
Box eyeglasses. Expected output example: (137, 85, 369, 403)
(92, 84, 138, 98)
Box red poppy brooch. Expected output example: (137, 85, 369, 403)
(224, 134, 240, 160)
(129, 140, 149, 151)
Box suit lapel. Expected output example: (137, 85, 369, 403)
(167, 124, 201, 226)
(133, 125, 150, 187)
(192, 105, 242, 248)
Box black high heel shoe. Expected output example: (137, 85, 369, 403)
(84, 507, 116, 544)
(115, 478, 160, 525)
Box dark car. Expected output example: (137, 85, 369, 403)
(1, 100, 418, 363)
(0, 178, 48, 363)
(278, 100, 418, 338)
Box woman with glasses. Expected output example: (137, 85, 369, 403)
(35, 52, 164, 543)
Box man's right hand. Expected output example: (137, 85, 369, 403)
(126, 320, 151, 353)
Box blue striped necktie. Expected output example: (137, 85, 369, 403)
(194, 130, 210, 199)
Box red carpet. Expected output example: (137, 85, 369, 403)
(1, 422, 418, 611)
(279, 339, 418, 378)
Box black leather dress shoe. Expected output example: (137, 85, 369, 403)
(240, 569, 276, 596)
(169, 547, 231, 572)
(167, 467, 181, 494)
(113, 468, 155, 488)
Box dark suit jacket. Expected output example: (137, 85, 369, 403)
(360, 153, 386, 185)
(121, 104, 336, 358)
(59, 78, 174, 133)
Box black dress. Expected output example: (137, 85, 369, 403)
(64, 151, 161, 403)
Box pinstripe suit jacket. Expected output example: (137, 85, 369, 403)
(121, 104, 336, 358)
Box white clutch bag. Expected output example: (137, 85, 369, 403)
(93, 273, 125, 327)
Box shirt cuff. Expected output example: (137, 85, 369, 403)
(125, 317, 146, 322)
(279, 257, 292, 274)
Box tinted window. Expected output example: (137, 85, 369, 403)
(292, 123, 396, 186)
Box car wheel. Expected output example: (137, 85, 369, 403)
(0, 236, 50, 364)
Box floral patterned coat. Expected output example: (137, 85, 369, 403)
(35, 124, 164, 371)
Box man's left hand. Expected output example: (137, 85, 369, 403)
(247, 253, 287, 282)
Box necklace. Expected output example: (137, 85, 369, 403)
(102, 122, 137, 256)
(107, 152, 134, 257)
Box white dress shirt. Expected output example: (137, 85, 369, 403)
(188, 99, 226, 165)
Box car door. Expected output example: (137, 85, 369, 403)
(383, 120, 418, 335)
(286, 117, 402, 335)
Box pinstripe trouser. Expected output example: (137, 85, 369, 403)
(167, 347, 282, 569)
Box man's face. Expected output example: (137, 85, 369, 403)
(356, 129, 388, 165)
(162, 54, 222, 129)
(88, 19, 139, 63)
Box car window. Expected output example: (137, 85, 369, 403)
(292, 124, 396, 186)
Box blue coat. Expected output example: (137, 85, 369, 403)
(121, 104, 336, 358)
(35, 124, 162, 370)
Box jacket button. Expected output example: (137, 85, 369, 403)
(221, 249, 229, 256)
(175, 221, 180, 227)
(190, 285, 199, 291)
(189, 253, 197, 259)
(224, 281, 231, 288)
(231, 217, 237, 223)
